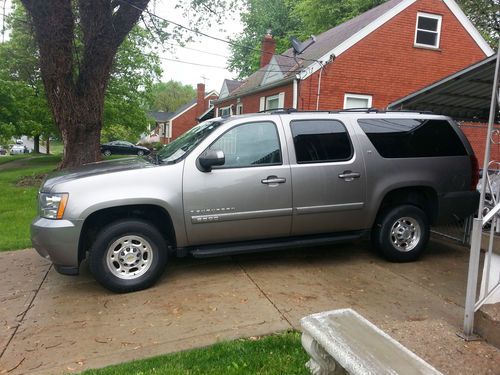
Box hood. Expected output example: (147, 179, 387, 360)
(41, 157, 156, 192)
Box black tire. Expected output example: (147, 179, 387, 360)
(371, 205, 429, 262)
(103, 149, 112, 157)
(89, 219, 167, 293)
(137, 150, 144, 156)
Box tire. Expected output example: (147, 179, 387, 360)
(137, 150, 144, 156)
(89, 219, 167, 293)
(103, 149, 112, 157)
(371, 205, 429, 262)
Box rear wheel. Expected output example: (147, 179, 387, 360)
(372, 205, 429, 262)
(103, 149, 112, 157)
(137, 150, 144, 156)
(89, 219, 167, 293)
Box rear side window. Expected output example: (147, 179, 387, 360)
(358, 118, 467, 158)
(291, 120, 353, 163)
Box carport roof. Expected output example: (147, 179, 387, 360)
(388, 55, 498, 121)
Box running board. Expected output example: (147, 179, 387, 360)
(189, 231, 367, 258)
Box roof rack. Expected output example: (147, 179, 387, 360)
(256, 108, 435, 115)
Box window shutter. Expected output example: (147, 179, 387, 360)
(259, 97, 265, 111)
(278, 92, 285, 108)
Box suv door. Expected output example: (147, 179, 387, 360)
(183, 119, 292, 245)
(285, 116, 367, 235)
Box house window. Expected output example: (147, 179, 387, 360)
(208, 99, 215, 108)
(343, 94, 373, 109)
(259, 92, 285, 111)
(266, 95, 280, 110)
(236, 103, 243, 115)
(414, 12, 442, 49)
(219, 105, 232, 117)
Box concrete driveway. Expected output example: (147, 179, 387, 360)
(1, 239, 499, 374)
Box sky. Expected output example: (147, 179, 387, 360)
(153, 2, 243, 93)
(0, 0, 243, 94)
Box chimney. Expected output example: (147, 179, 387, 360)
(196, 83, 205, 117)
(260, 32, 276, 68)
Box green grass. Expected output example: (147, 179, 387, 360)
(83, 331, 308, 375)
(0, 155, 61, 251)
(0, 154, 35, 165)
(48, 140, 64, 155)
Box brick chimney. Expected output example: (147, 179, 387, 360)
(260, 32, 276, 68)
(196, 83, 205, 117)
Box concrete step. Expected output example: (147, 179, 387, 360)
(475, 303, 500, 349)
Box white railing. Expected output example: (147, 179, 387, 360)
(462, 44, 500, 339)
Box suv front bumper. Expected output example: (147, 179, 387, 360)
(31, 217, 84, 275)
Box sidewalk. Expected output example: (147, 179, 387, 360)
(1, 239, 499, 374)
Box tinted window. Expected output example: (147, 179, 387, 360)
(291, 120, 353, 163)
(210, 121, 281, 168)
(358, 118, 467, 158)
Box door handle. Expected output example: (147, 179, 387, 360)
(338, 171, 361, 181)
(261, 176, 286, 184)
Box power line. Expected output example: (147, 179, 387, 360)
(117, 0, 319, 66)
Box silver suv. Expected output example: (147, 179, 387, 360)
(32, 110, 479, 292)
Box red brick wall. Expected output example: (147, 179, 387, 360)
(168, 94, 218, 141)
(299, 0, 487, 110)
(459, 122, 500, 166)
(215, 83, 294, 115)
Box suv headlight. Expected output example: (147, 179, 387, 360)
(39, 193, 69, 219)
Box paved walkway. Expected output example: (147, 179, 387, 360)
(1, 239, 499, 374)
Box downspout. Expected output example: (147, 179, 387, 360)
(293, 79, 298, 109)
(316, 64, 324, 110)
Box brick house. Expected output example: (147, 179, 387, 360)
(149, 83, 218, 144)
(214, 0, 493, 116)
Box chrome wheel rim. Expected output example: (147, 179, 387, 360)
(105, 235, 153, 279)
(104, 150, 111, 156)
(390, 217, 421, 252)
(137, 150, 144, 156)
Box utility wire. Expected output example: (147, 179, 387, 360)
(117, 0, 321, 65)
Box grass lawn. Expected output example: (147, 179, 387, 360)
(0, 154, 35, 165)
(0, 155, 61, 250)
(83, 331, 309, 375)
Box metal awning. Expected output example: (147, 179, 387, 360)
(388, 55, 498, 121)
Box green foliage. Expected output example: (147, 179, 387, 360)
(82, 331, 308, 375)
(148, 80, 196, 112)
(457, 0, 499, 47)
(0, 1, 161, 147)
(228, 0, 302, 79)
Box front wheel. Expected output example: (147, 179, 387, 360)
(137, 150, 144, 156)
(103, 149, 112, 157)
(89, 219, 167, 293)
(371, 205, 429, 262)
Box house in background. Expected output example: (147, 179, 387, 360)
(214, 0, 493, 116)
(149, 83, 218, 144)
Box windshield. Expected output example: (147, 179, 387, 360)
(156, 119, 225, 164)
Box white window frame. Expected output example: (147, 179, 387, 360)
(343, 93, 373, 109)
(265, 94, 280, 110)
(236, 103, 243, 115)
(208, 99, 215, 108)
(219, 105, 232, 117)
(414, 12, 442, 49)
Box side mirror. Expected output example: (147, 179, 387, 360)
(198, 149, 225, 172)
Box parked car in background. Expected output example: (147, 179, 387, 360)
(10, 144, 26, 155)
(100, 141, 151, 157)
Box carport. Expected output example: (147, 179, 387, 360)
(389, 48, 500, 339)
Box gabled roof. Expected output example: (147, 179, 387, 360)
(148, 111, 175, 122)
(169, 90, 219, 122)
(217, 0, 494, 102)
(226, 79, 243, 93)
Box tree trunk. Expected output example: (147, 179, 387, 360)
(21, 0, 149, 169)
(45, 137, 50, 155)
(33, 134, 40, 153)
